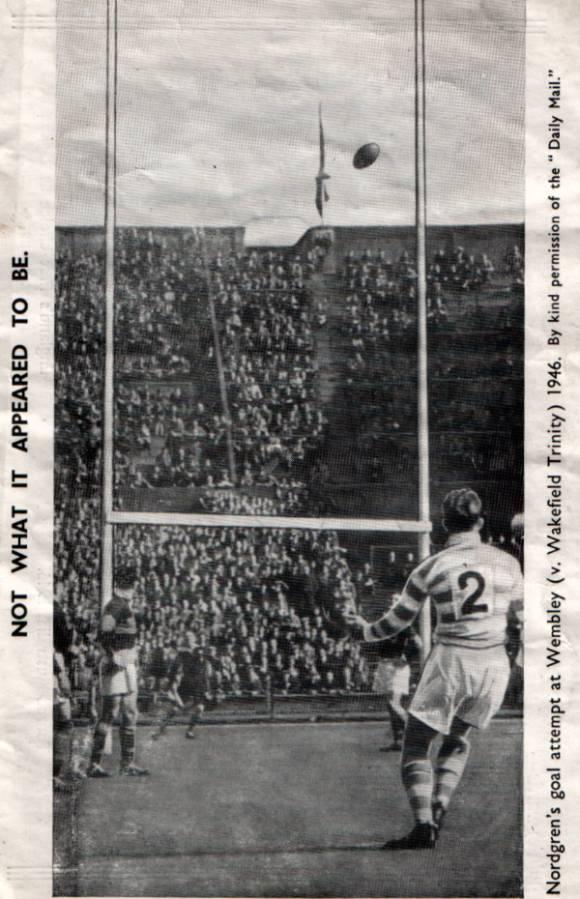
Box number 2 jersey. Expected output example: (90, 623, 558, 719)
(363, 531, 523, 649)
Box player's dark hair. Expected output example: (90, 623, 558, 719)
(115, 564, 138, 590)
(442, 488, 482, 533)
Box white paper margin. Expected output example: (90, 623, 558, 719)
(0, 1, 55, 897)
(524, 1, 580, 898)
(0, 0, 579, 897)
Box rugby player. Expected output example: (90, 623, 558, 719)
(88, 565, 149, 777)
(53, 601, 76, 789)
(152, 632, 208, 740)
(371, 626, 421, 752)
(346, 488, 523, 849)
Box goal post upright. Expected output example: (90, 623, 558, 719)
(101, 0, 118, 611)
(415, 0, 432, 662)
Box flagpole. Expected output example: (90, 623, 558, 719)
(316, 103, 329, 224)
(319, 103, 324, 223)
(415, 0, 432, 662)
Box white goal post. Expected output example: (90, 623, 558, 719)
(99, 0, 433, 663)
(108, 511, 432, 534)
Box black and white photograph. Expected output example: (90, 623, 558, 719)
(49, 0, 528, 895)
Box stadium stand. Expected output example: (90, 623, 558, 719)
(55, 224, 524, 711)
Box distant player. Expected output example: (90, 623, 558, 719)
(346, 488, 523, 849)
(372, 625, 421, 752)
(88, 565, 150, 777)
(510, 512, 524, 566)
(152, 633, 207, 740)
(53, 601, 76, 789)
(507, 513, 524, 703)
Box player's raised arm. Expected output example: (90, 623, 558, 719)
(346, 570, 428, 643)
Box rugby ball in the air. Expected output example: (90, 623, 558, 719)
(353, 142, 381, 169)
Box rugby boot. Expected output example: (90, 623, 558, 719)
(53, 776, 73, 792)
(119, 763, 150, 776)
(432, 801, 447, 833)
(382, 822, 438, 850)
(87, 763, 111, 778)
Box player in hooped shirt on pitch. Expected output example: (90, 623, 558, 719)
(346, 488, 523, 849)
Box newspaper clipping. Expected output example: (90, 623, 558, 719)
(0, 0, 579, 897)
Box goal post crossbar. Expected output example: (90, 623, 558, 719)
(107, 510, 432, 534)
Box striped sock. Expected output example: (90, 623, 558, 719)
(90, 723, 109, 765)
(402, 760, 434, 824)
(433, 739, 471, 811)
(54, 725, 72, 777)
(120, 728, 136, 766)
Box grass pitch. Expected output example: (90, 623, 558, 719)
(55, 719, 521, 897)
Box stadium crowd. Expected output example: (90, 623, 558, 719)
(110, 235, 524, 503)
(55, 495, 521, 707)
(115, 228, 207, 377)
(55, 247, 104, 497)
(55, 503, 377, 700)
(342, 244, 524, 482)
(114, 240, 329, 509)
(54, 227, 524, 708)
(214, 249, 327, 487)
(343, 243, 522, 366)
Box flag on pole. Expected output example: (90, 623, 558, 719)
(315, 103, 330, 220)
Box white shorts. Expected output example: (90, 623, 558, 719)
(100, 660, 138, 697)
(409, 642, 510, 734)
(372, 660, 410, 697)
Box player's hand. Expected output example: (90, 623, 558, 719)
(343, 608, 363, 625)
(343, 610, 367, 640)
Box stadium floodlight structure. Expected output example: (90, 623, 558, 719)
(100, 0, 432, 661)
